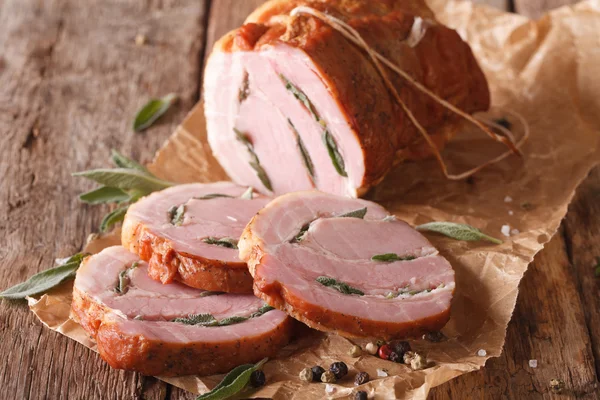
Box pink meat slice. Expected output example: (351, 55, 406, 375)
(71, 246, 292, 376)
(239, 191, 456, 339)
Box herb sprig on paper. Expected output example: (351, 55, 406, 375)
(73, 150, 174, 232)
(416, 222, 503, 244)
(0, 253, 88, 300)
(196, 358, 268, 400)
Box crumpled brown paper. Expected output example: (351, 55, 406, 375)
(28, 0, 600, 398)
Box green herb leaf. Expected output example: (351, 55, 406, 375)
(217, 316, 249, 326)
(203, 237, 239, 250)
(371, 253, 416, 262)
(173, 313, 218, 326)
(234, 129, 273, 192)
(133, 93, 178, 132)
(100, 206, 129, 232)
(73, 168, 173, 193)
(281, 75, 320, 122)
(292, 223, 311, 243)
(251, 304, 275, 318)
(115, 261, 138, 294)
(110, 150, 150, 173)
(197, 358, 268, 400)
(168, 205, 186, 226)
(0, 253, 88, 300)
(238, 72, 250, 103)
(416, 222, 503, 244)
(316, 276, 364, 296)
(323, 130, 347, 177)
(194, 193, 235, 200)
(338, 207, 367, 219)
(199, 291, 225, 297)
(288, 119, 315, 180)
(79, 186, 130, 205)
(240, 187, 254, 200)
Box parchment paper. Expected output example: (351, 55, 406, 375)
(28, 0, 600, 398)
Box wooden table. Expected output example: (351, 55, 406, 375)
(1, 0, 596, 399)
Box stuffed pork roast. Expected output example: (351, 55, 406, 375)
(71, 246, 293, 376)
(204, 0, 490, 197)
(122, 182, 269, 293)
(239, 191, 455, 339)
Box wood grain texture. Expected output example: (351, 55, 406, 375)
(1, 0, 596, 400)
(0, 0, 208, 399)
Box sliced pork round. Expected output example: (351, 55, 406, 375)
(203, 0, 490, 197)
(239, 191, 455, 339)
(71, 246, 293, 377)
(122, 182, 269, 293)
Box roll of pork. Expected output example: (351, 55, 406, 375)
(204, 0, 490, 197)
(71, 246, 293, 377)
(122, 182, 269, 293)
(239, 191, 455, 339)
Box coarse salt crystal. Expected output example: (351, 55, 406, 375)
(501, 225, 511, 237)
(511, 229, 520, 235)
(508, 210, 514, 216)
(529, 359, 538, 368)
(377, 368, 389, 377)
(477, 349, 487, 357)
(504, 196, 513, 203)
(325, 384, 335, 394)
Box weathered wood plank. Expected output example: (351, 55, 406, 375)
(0, 0, 208, 399)
(514, 0, 578, 19)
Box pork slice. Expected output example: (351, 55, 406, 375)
(239, 191, 455, 339)
(122, 182, 269, 293)
(71, 246, 292, 377)
(203, 0, 490, 197)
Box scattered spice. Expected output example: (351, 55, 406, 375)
(376, 368, 388, 377)
(348, 345, 362, 358)
(330, 362, 348, 380)
(409, 353, 427, 370)
(378, 344, 393, 360)
(365, 342, 378, 355)
(325, 384, 336, 394)
(135, 33, 147, 46)
(311, 366, 325, 382)
(477, 349, 487, 357)
(321, 370, 336, 383)
(403, 351, 416, 364)
(249, 370, 266, 388)
(501, 225, 511, 237)
(376, 340, 386, 347)
(494, 117, 513, 130)
(529, 359, 538, 368)
(355, 390, 368, 400)
(504, 196, 513, 203)
(549, 378, 565, 393)
(423, 331, 447, 342)
(388, 352, 401, 363)
(511, 228, 520, 235)
(299, 368, 313, 383)
(390, 341, 412, 356)
(354, 371, 370, 386)
(521, 202, 535, 210)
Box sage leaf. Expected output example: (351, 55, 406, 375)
(100, 206, 128, 232)
(338, 207, 367, 219)
(316, 276, 364, 296)
(251, 304, 275, 318)
(238, 72, 250, 103)
(240, 187, 254, 200)
(173, 313, 218, 326)
(194, 193, 235, 200)
(115, 261, 138, 294)
(291, 223, 311, 243)
(168, 205, 186, 226)
(203, 237, 238, 250)
(281, 75, 320, 122)
(323, 130, 347, 177)
(110, 150, 150, 173)
(288, 119, 315, 180)
(217, 316, 248, 326)
(79, 186, 130, 205)
(200, 291, 225, 297)
(197, 359, 268, 400)
(371, 253, 416, 262)
(416, 222, 503, 244)
(73, 168, 173, 193)
(0, 253, 88, 300)
(234, 129, 273, 192)
(133, 93, 178, 132)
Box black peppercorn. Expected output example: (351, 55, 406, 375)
(311, 366, 325, 382)
(354, 371, 370, 386)
(423, 331, 446, 342)
(355, 390, 368, 400)
(390, 341, 411, 357)
(249, 370, 266, 388)
(330, 361, 348, 379)
(388, 351, 401, 363)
